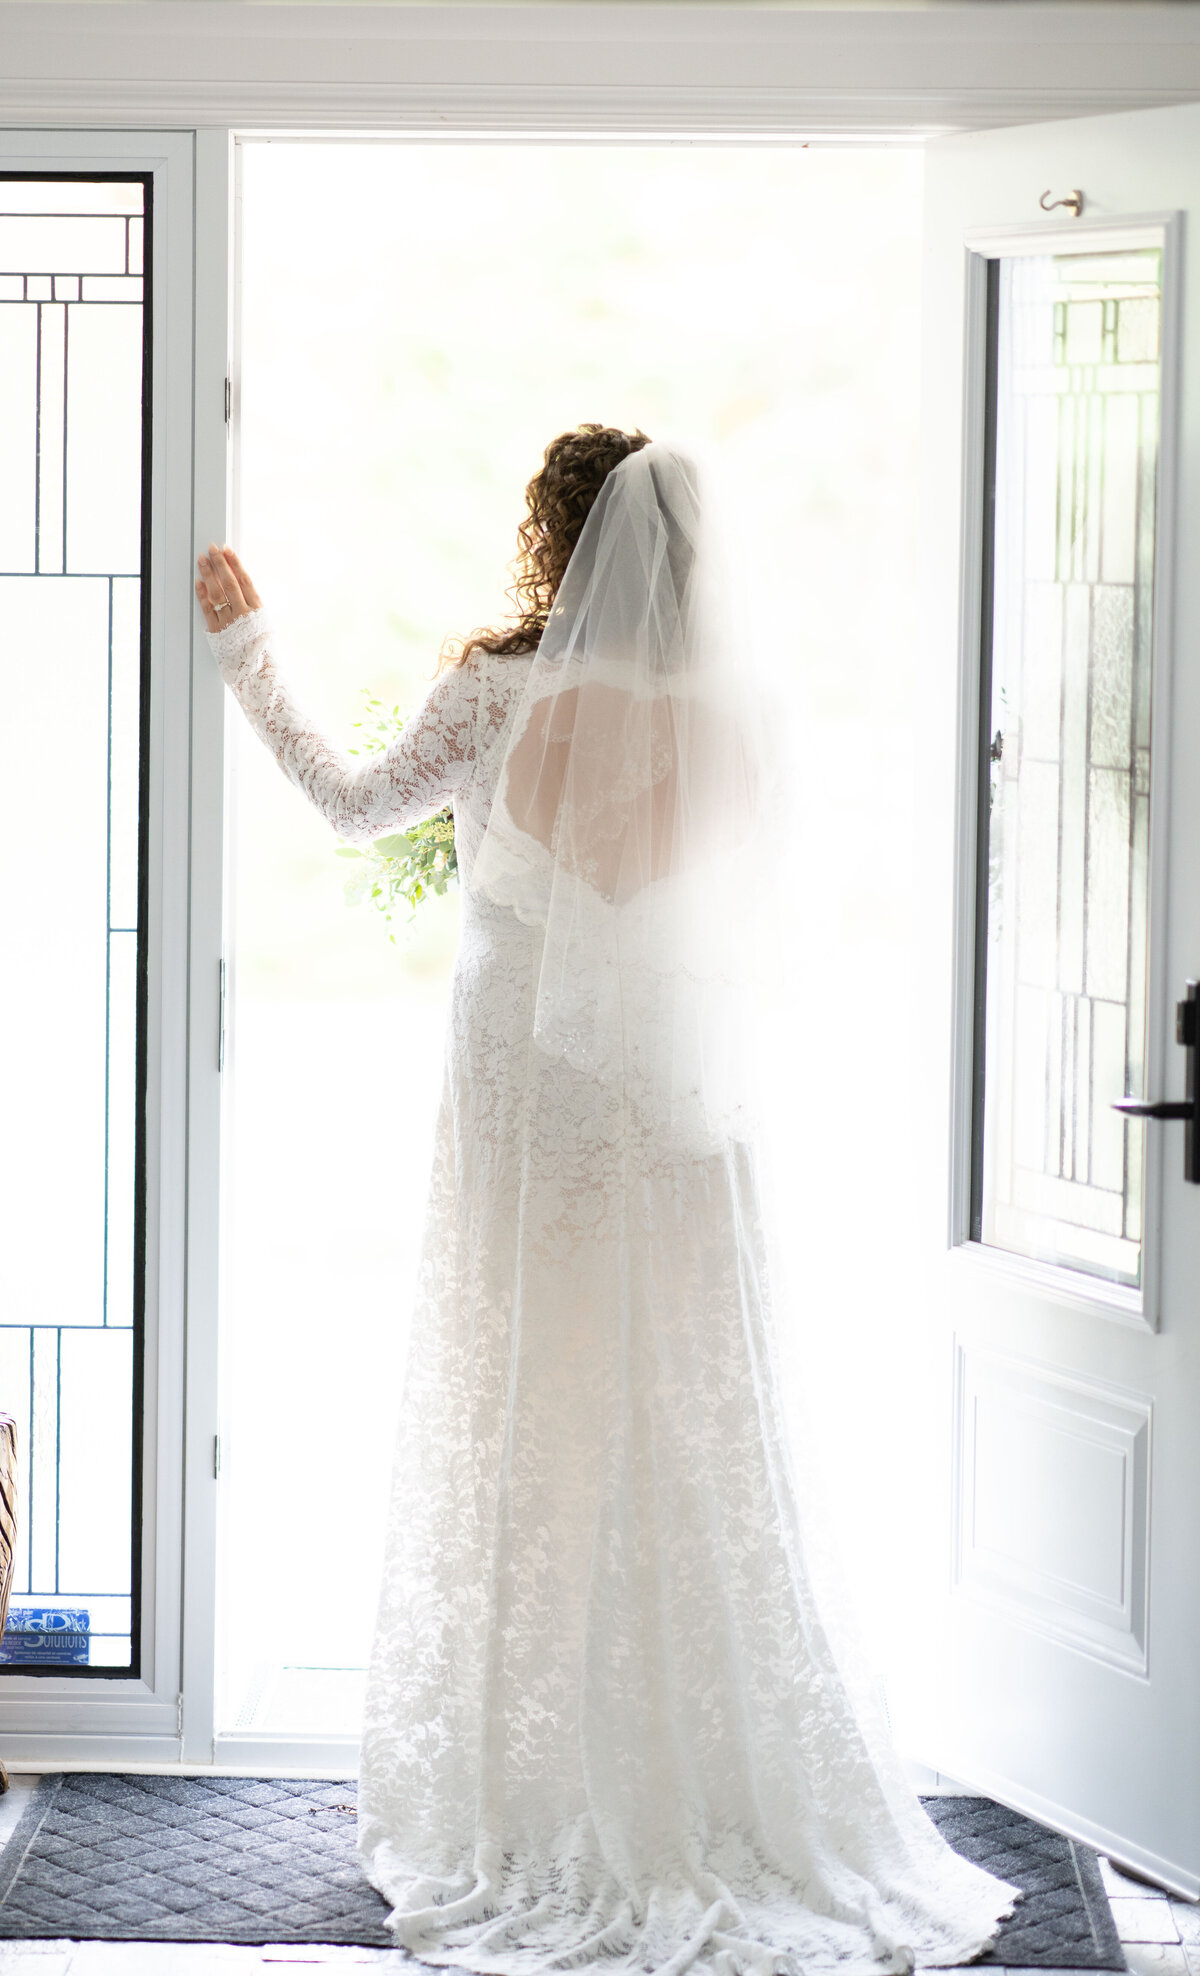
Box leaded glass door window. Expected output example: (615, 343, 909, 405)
(971, 232, 1164, 1293)
(0, 175, 150, 1673)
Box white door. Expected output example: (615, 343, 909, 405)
(908, 102, 1200, 1896)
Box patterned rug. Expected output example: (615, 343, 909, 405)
(925, 1794, 1124, 1967)
(0, 1774, 1125, 1963)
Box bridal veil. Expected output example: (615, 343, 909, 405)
(471, 441, 770, 1158)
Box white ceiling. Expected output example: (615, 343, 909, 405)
(3, 3, 1200, 134)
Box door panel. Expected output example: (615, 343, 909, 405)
(913, 103, 1200, 1894)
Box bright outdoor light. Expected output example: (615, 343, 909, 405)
(222, 140, 925, 1735)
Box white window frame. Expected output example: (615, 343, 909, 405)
(945, 213, 1183, 1336)
(0, 126, 197, 1766)
(2, 3, 1199, 1773)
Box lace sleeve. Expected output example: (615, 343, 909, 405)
(207, 608, 483, 843)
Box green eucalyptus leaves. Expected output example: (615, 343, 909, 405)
(334, 692, 458, 942)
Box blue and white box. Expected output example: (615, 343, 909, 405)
(0, 1607, 90, 1665)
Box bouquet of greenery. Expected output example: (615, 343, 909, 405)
(334, 692, 458, 941)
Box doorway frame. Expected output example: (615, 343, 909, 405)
(3, 1, 1200, 1773)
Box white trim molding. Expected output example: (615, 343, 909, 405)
(5, 5, 1200, 136)
(950, 1341, 1152, 1677)
(180, 126, 235, 1768)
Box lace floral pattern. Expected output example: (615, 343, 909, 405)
(209, 612, 1020, 1976)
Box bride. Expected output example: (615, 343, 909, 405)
(196, 425, 1019, 1976)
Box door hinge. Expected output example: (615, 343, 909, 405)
(213, 1434, 222, 1480)
(224, 375, 232, 424)
(217, 956, 226, 1073)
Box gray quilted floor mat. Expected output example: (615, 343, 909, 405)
(923, 1795, 1125, 1967)
(0, 1773, 1126, 1962)
(0, 1775, 392, 1945)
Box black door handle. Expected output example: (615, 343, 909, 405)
(1112, 1099, 1191, 1121)
(1111, 981, 1199, 1183)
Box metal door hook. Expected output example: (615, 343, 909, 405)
(1040, 189, 1085, 218)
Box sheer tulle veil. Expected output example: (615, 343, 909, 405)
(471, 440, 773, 1157)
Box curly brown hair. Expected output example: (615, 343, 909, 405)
(440, 423, 651, 669)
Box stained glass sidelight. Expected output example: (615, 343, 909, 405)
(974, 244, 1162, 1288)
(0, 177, 149, 1670)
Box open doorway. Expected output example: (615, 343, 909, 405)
(219, 138, 926, 1743)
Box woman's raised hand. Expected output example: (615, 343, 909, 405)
(194, 543, 263, 633)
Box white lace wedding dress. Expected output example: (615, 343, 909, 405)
(209, 607, 1019, 1976)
